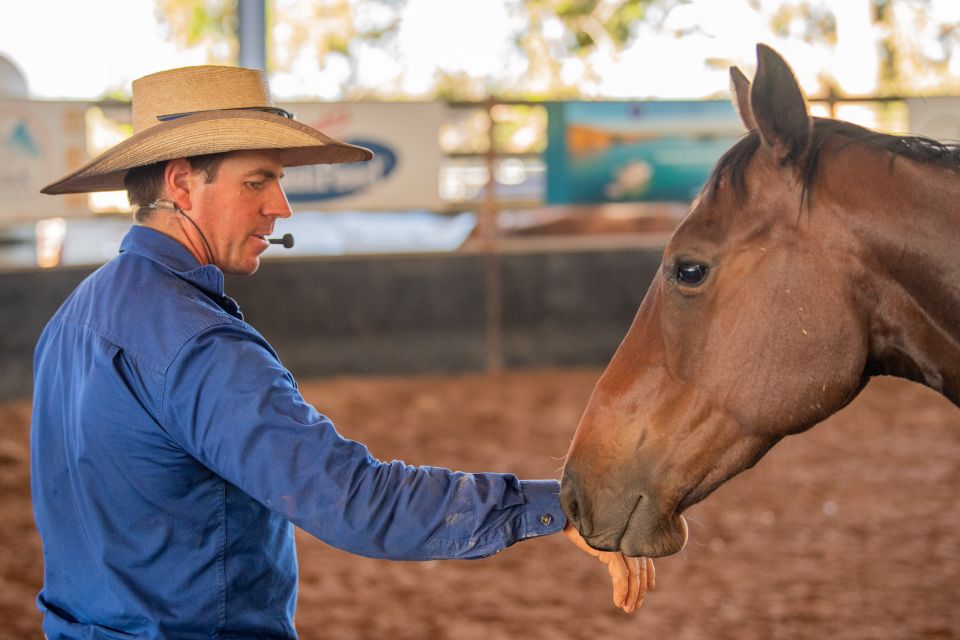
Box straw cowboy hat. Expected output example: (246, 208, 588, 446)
(41, 65, 373, 195)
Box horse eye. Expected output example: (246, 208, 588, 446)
(676, 262, 708, 285)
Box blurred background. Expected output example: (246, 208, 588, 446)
(3, 0, 960, 390)
(1, 1, 959, 638)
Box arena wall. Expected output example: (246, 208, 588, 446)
(0, 246, 663, 401)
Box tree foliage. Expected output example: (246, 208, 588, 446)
(154, 0, 960, 99)
(512, 0, 666, 98)
(156, 0, 238, 64)
(874, 0, 960, 95)
(155, 0, 665, 99)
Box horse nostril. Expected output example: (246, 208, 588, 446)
(560, 467, 590, 532)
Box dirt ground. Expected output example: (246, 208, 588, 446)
(1, 369, 958, 639)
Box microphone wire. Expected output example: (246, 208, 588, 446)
(140, 199, 215, 265)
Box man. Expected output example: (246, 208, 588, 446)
(32, 65, 653, 638)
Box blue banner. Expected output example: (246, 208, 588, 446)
(545, 101, 744, 204)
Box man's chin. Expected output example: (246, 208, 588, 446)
(223, 259, 260, 276)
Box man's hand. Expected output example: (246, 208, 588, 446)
(562, 523, 655, 613)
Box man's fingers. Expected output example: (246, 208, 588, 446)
(636, 556, 647, 611)
(605, 552, 629, 609)
(564, 526, 656, 613)
(624, 555, 642, 613)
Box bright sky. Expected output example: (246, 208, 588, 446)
(0, 0, 208, 99)
(1, 0, 958, 100)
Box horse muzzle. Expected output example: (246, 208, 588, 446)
(560, 464, 689, 558)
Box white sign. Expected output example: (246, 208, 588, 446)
(279, 101, 444, 211)
(0, 101, 90, 221)
(906, 97, 960, 141)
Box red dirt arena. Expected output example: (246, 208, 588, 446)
(1, 369, 958, 639)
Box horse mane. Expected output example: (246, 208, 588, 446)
(704, 117, 960, 209)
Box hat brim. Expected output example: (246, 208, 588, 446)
(41, 110, 374, 195)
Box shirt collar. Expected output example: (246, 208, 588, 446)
(119, 225, 228, 302)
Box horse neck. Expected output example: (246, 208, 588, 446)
(835, 150, 960, 406)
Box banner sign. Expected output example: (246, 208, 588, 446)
(0, 101, 90, 221)
(278, 101, 444, 211)
(545, 101, 744, 204)
(906, 97, 960, 141)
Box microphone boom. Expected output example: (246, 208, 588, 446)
(268, 233, 295, 249)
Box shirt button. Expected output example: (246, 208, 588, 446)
(539, 514, 553, 526)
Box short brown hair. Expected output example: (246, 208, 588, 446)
(126, 153, 230, 221)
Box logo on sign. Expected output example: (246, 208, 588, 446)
(0, 109, 47, 198)
(283, 139, 397, 203)
(3, 119, 41, 157)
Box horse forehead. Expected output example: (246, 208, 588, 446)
(678, 166, 805, 245)
(673, 198, 772, 247)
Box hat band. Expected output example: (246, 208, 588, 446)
(156, 106, 295, 122)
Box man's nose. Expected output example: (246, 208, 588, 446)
(264, 183, 293, 218)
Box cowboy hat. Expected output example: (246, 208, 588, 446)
(41, 65, 373, 195)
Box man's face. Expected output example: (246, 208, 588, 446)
(189, 150, 292, 276)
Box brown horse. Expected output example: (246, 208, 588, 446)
(560, 44, 960, 558)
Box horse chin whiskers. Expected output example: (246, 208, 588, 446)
(629, 512, 688, 558)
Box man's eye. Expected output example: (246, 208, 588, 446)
(246, 181, 265, 190)
(676, 262, 708, 286)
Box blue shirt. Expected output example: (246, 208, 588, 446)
(31, 225, 565, 639)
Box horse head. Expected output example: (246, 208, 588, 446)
(559, 44, 925, 557)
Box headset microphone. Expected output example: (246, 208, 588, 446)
(268, 233, 295, 249)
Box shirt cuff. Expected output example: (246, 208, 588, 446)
(519, 479, 566, 539)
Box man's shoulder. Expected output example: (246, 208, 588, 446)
(55, 251, 252, 368)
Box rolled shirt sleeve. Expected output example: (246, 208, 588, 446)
(160, 324, 565, 560)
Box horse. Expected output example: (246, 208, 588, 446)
(559, 43, 960, 559)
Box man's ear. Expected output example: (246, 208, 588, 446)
(163, 158, 194, 211)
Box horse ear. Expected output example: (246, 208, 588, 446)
(730, 66, 756, 131)
(750, 43, 811, 164)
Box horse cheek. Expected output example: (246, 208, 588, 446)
(751, 286, 867, 437)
